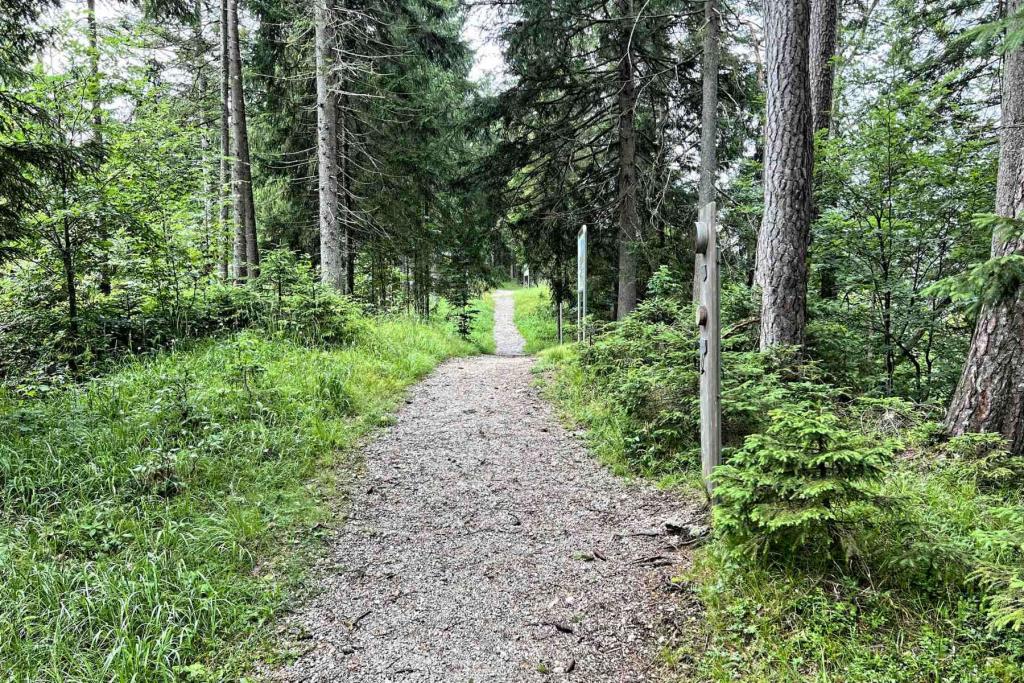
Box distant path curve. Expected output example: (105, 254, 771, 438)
(493, 289, 526, 356)
(269, 292, 695, 682)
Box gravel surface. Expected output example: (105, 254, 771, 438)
(268, 293, 699, 682)
(493, 289, 525, 355)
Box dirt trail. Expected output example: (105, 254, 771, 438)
(270, 292, 696, 682)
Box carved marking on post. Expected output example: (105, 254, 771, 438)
(696, 202, 721, 497)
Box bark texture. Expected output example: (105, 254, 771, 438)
(754, 0, 814, 348)
(615, 0, 639, 320)
(809, 0, 839, 297)
(946, 0, 1024, 454)
(219, 0, 231, 279)
(227, 0, 258, 281)
(195, 1, 212, 271)
(87, 0, 112, 296)
(693, 0, 720, 300)
(316, 0, 343, 291)
(809, 0, 838, 137)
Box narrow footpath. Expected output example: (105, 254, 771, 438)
(271, 290, 696, 682)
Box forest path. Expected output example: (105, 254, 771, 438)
(270, 293, 698, 682)
(492, 289, 526, 355)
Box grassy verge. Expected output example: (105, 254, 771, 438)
(512, 285, 562, 354)
(0, 317, 475, 681)
(535, 343, 702, 490)
(535, 344, 635, 477)
(537, 343, 1024, 682)
(469, 292, 496, 354)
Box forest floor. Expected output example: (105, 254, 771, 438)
(268, 291, 701, 681)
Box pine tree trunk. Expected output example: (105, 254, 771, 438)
(754, 0, 814, 349)
(316, 0, 343, 290)
(195, 2, 213, 274)
(341, 85, 355, 295)
(810, 0, 839, 298)
(227, 0, 258, 281)
(219, 0, 231, 280)
(693, 0, 720, 301)
(615, 0, 639, 320)
(809, 0, 838, 138)
(86, 0, 112, 296)
(343, 89, 355, 295)
(945, 0, 1024, 454)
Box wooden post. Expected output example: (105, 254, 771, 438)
(695, 202, 721, 497)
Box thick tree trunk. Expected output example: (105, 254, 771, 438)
(316, 0, 343, 290)
(219, 0, 231, 280)
(227, 0, 258, 281)
(615, 0, 639, 320)
(754, 0, 814, 349)
(693, 0, 720, 301)
(195, 2, 213, 273)
(946, 0, 1024, 454)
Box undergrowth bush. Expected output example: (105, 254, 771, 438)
(0, 248, 364, 385)
(713, 401, 894, 560)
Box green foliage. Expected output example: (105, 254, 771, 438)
(542, 279, 1024, 679)
(927, 253, 1024, 315)
(0, 247, 365, 383)
(466, 292, 496, 354)
(0, 315, 474, 680)
(936, 432, 1024, 490)
(713, 402, 894, 560)
(512, 284, 562, 353)
(679, 547, 1024, 682)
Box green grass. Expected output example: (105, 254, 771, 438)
(512, 285, 563, 354)
(534, 344, 700, 490)
(0, 316, 475, 681)
(469, 292, 496, 354)
(535, 344, 631, 474)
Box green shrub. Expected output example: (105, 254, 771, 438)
(937, 432, 1024, 490)
(0, 248, 365, 384)
(713, 402, 894, 560)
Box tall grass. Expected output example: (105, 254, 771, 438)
(512, 285, 562, 353)
(469, 293, 496, 354)
(0, 317, 475, 681)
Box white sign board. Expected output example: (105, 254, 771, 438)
(577, 225, 587, 342)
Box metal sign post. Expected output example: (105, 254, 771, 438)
(577, 225, 587, 342)
(695, 202, 721, 497)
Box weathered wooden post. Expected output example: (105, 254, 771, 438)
(695, 202, 721, 497)
(577, 225, 587, 343)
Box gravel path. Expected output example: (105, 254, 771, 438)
(493, 289, 526, 355)
(269, 293, 698, 682)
